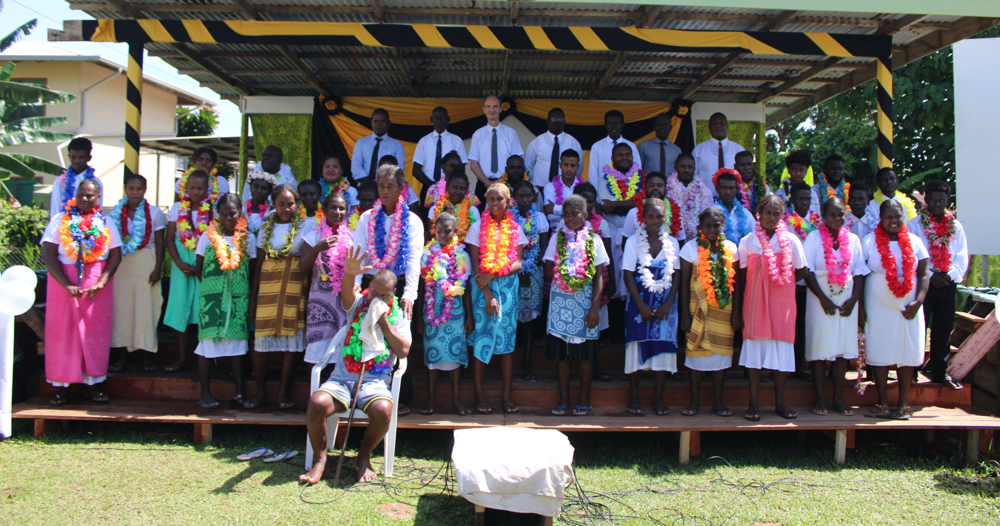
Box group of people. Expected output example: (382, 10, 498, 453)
(41, 97, 968, 483)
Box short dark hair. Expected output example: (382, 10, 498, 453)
(699, 207, 725, 224)
(821, 196, 845, 216)
(790, 181, 812, 195)
(604, 109, 624, 123)
(216, 192, 241, 213)
(879, 198, 904, 218)
(357, 180, 378, 196)
(573, 182, 598, 198)
(431, 106, 448, 115)
(512, 179, 535, 194)
(372, 108, 389, 120)
(186, 170, 210, 186)
(925, 179, 951, 196)
(298, 179, 321, 194)
(192, 146, 217, 164)
(67, 137, 92, 154)
(875, 167, 895, 182)
(612, 142, 632, 155)
(560, 149, 580, 162)
(378, 154, 398, 167)
(849, 181, 870, 198)
(446, 170, 469, 186)
(321, 154, 343, 167)
(716, 172, 737, 185)
(824, 153, 845, 169)
(785, 149, 811, 169)
(645, 171, 667, 186)
(676, 152, 695, 165)
(735, 151, 754, 163)
(272, 183, 300, 203)
(548, 107, 565, 118)
(442, 150, 463, 164)
(323, 191, 348, 210)
(124, 173, 147, 188)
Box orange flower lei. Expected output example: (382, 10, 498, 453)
(205, 218, 249, 270)
(58, 198, 110, 264)
(299, 206, 325, 228)
(696, 232, 735, 309)
(478, 211, 519, 276)
(433, 195, 476, 241)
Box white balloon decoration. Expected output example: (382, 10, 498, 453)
(0, 266, 37, 291)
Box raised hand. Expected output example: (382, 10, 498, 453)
(344, 244, 371, 276)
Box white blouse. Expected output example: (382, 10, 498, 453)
(542, 230, 611, 267)
(255, 222, 306, 256)
(106, 205, 166, 252)
(802, 229, 869, 277)
(738, 231, 807, 270)
(861, 231, 929, 281)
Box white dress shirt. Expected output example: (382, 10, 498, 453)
(351, 133, 406, 182)
(906, 215, 969, 283)
(542, 177, 585, 227)
(692, 137, 746, 197)
(412, 130, 468, 182)
(524, 131, 583, 187)
(588, 136, 640, 184)
(351, 207, 424, 303)
(240, 163, 297, 202)
(469, 123, 523, 180)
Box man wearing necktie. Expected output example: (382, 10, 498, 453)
(524, 107, 583, 191)
(587, 109, 641, 186)
(691, 112, 746, 197)
(638, 113, 682, 176)
(351, 108, 406, 184)
(469, 95, 523, 205)
(413, 107, 468, 221)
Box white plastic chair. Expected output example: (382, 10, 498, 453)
(303, 349, 407, 478)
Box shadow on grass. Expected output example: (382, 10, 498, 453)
(933, 463, 1000, 498)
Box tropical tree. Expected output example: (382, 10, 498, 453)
(177, 106, 219, 137)
(0, 1, 36, 52)
(0, 63, 76, 183)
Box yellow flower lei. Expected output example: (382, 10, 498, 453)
(604, 163, 642, 201)
(177, 167, 220, 252)
(347, 208, 363, 230)
(206, 218, 249, 270)
(873, 189, 917, 223)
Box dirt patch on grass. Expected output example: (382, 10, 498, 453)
(377, 502, 415, 520)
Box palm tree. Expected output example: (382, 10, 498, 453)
(0, 1, 37, 52)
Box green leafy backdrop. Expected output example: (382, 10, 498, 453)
(696, 119, 766, 185)
(249, 113, 312, 183)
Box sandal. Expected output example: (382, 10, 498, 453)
(236, 447, 273, 461)
(551, 405, 567, 416)
(744, 409, 760, 422)
(142, 364, 159, 372)
(870, 404, 891, 417)
(107, 363, 127, 373)
(522, 371, 536, 382)
(714, 406, 733, 417)
(504, 403, 519, 414)
(832, 402, 855, 416)
(279, 401, 296, 411)
(49, 393, 69, 407)
(681, 406, 698, 417)
(455, 407, 473, 416)
(898, 405, 914, 417)
(572, 405, 591, 416)
(811, 403, 828, 416)
(396, 404, 410, 417)
(625, 404, 643, 416)
(163, 363, 189, 373)
(242, 397, 263, 410)
(776, 407, 798, 420)
(263, 448, 299, 463)
(420, 407, 435, 415)
(89, 392, 109, 404)
(654, 405, 671, 416)
(875, 409, 910, 420)
(230, 395, 245, 407)
(197, 399, 219, 410)
(476, 403, 492, 415)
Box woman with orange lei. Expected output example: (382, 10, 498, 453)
(678, 208, 740, 417)
(173, 147, 229, 201)
(428, 171, 480, 242)
(193, 194, 256, 409)
(862, 200, 930, 420)
(464, 183, 526, 415)
(41, 179, 123, 406)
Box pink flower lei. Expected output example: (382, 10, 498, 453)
(819, 222, 852, 288)
(366, 192, 407, 269)
(318, 219, 353, 294)
(666, 171, 713, 239)
(421, 237, 471, 327)
(554, 174, 583, 205)
(755, 219, 795, 285)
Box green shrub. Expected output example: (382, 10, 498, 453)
(0, 204, 49, 248)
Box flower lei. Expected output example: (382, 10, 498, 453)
(635, 226, 675, 294)
(919, 210, 956, 273)
(317, 219, 352, 292)
(367, 193, 411, 275)
(875, 224, 916, 298)
(244, 199, 268, 220)
(206, 218, 248, 270)
(635, 196, 683, 237)
(784, 210, 821, 242)
(712, 168, 753, 211)
(347, 208, 364, 230)
(666, 171, 713, 239)
(755, 220, 795, 286)
(479, 210, 520, 276)
(59, 165, 97, 213)
(819, 223, 852, 289)
(696, 233, 735, 309)
(341, 290, 400, 376)
(299, 206, 325, 229)
(260, 214, 301, 260)
(421, 236, 471, 327)
(554, 175, 583, 205)
(554, 225, 597, 292)
(320, 178, 350, 199)
(425, 178, 480, 208)
(432, 194, 476, 241)
(602, 162, 643, 201)
(107, 197, 152, 257)
(59, 198, 110, 266)
(512, 204, 539, 274)
(716, 197, 749, 241)
(816, 173, 850, 210)
(873, 189, 917, 222)
(177, 170, 217, 252)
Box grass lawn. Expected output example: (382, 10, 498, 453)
(1, 419, 998, 525)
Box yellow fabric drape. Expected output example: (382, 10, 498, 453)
(340, 97, 484, 124)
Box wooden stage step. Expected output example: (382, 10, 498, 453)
(12, 397, 999, 466)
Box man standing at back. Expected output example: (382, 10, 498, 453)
(692, 112, 745, 197)
(240, 145, 297, 201)
(638, 113, 681, 176)
(588, 109, 641, 184)
(524, 107, 582, 190)
(469, 95, 522, 204)
(412, 106, 467, 208)
(351, 108, 406, 184)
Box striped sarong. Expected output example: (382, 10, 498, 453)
(686, 270, 734, 357)
(253, 256, 306, 338)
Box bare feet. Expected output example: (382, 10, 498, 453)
(356, 454, 377, 483)
(299, 457, 326, 484)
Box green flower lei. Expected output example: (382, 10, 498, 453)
(698, 232, 733, 310)
(555, 228, 597, 291)
(261, 214, 301, 260)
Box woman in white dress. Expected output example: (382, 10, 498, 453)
(803, 197, 868, 417)
(862, 199, 930, 420)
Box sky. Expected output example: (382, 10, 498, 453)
(0, 0, 243, 137)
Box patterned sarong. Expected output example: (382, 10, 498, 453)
(547, 281, 599, 342)
(424, 288, 468, 367)
(254, 257, 306, 338)
(471, 273, 518, 363)
(517, 265, 543, 322)
(198, 243, 250, 342)
(624, 261, 678, 362)
(686, 267, 734, 357)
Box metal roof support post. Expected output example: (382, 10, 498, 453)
(124, 41, 144, 181)
(875, 56, 893, 169)
(239, 112, 249, 192)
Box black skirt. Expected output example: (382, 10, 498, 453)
(546, 334, 600, 362)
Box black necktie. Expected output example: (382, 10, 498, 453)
(549, 135, 560, 182)
(491, 128, 498, 175)
(432, 134, 442, 181)
(660, 141, 667, 173)
(369, 136, 383, 179)
(717, 140, 724, 170)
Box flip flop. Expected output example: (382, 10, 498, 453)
(107, 363, 127, 373)
(397, 405, 410, 417)
(744, 410, 760, 422)
(49, 394, 69, 407)
(476, 404, 492, 415)
(592, 373, 612, 382)
(654, 405, 671, 416)
(811, 404, 828, 416)
(874, 409, 910, 420)
(420, 407, 435, 415)
(681, 406, 698, 417)
(572, 405, 591, 416)
(551, 405, 567, 416)
(714, 406, 733, 417)
(522, 371, 536, 382)
(504, 403, 519, 414)
(197, 399, 219, 410)
(142, 364, 159, 372)
(163, 363, 189, 373)
(625, 405, 643, 416)
(230, 395, 245, 407)
(776, 407, 798, 420)
(279, 401, 296, 411)
(236, 447, 273, 461)
(89, 392, 109, 404)
(263, 449, 300, 463)
(242, 397, 263, 409)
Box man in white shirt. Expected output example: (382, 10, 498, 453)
(240, 145, 297, 201)
(469, 95, 522, 204)
(351, 108, 406, 184)
(588, 109, 640, 184)
(50, 137, 103, 218)
(906, 180, 968, 390)
(637, 113, 682, 176)
(412, 106, 468, 206)
(524, 107, 582, 189)
(692, 112, 746, 197)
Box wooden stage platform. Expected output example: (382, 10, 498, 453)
(11, 366, 1000, 466)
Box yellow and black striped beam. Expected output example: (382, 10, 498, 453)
(875, 57, 893, 169)
(79, 19, 892, 59)
(124, 41, 143, 180)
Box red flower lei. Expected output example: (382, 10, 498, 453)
(875, 224, 917, 298)
(635, 195, 682, 237)
(119, 200, 153, 252)
(920, 211, 956, 272)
